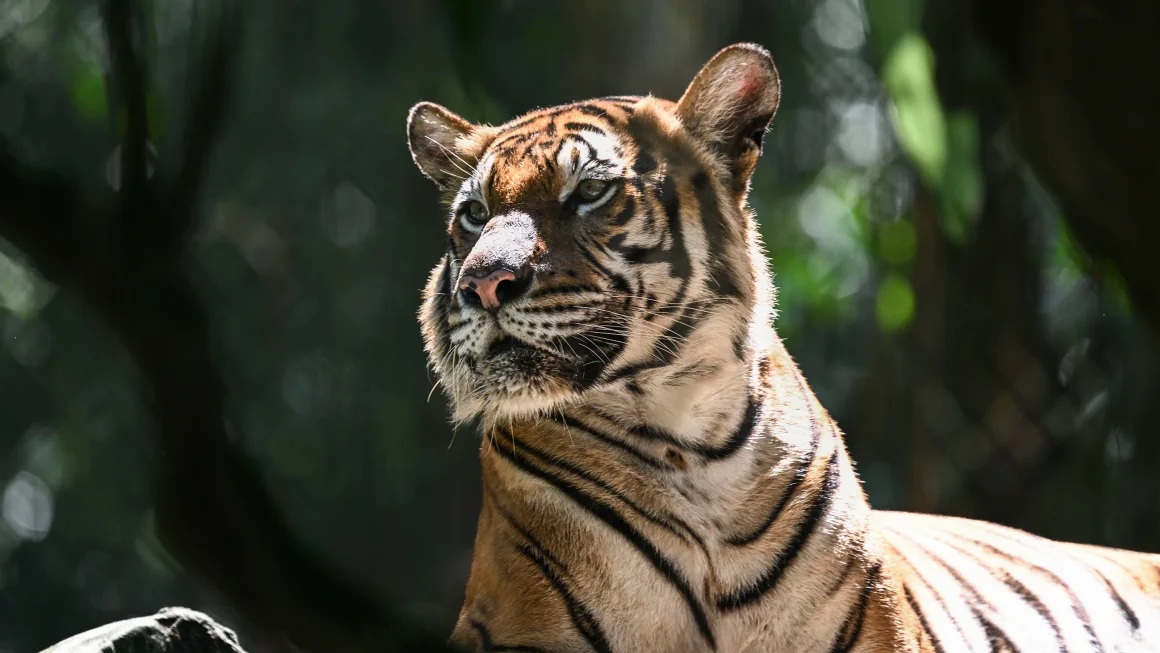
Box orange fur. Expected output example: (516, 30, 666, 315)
(409, 44, 1160, 652)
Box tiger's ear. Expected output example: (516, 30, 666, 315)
(407, 102, 484, 190)
(676, 44, 781, 192)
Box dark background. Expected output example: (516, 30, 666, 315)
(1, 0, 1158, 651)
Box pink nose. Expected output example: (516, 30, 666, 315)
(458, 269, 518, 311)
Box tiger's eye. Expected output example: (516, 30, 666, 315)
(576, 179, 609, 202)
(465, 200, 489, 225)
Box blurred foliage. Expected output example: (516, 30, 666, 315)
(0, 0, 1157, 650)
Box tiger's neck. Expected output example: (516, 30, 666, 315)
(460, 335, 885, 651)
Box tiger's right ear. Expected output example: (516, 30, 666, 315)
(407, 102, 488, 190)
(676, 44, 780, 194)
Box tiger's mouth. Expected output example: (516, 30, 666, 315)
(476, 333, 581, 382)
(452, 332, 586, 418)
(440, 303, 628, 420)
(487, 335, 541, 358)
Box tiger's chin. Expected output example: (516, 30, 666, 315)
(442, 338, 590, 424)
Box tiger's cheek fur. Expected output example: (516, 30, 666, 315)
(419, 257, 475, 417)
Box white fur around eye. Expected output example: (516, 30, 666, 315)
(575, 181, 618, 216)
(455, 197, 489, 233)
(460, 212, 486, 233)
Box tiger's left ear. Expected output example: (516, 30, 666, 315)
(408, 102, 491, 192)
(677, 44, 781, 194)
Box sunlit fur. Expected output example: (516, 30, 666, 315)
(410, 44, 1160, 653)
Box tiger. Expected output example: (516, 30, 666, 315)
(406, 43, 1160, 652)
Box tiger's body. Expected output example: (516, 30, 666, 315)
(406, 44, 1160, 652)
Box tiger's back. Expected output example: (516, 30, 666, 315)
(406, 42, 1160, 652)
(879, 511, 1160, 652)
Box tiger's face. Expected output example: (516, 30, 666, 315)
(409, 45, 781, 424)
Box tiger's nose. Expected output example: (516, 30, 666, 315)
(458, 268, 533, 312)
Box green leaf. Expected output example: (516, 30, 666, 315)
(882, 33, 946, 190)
(71, 67, 107, 123)
(878, 219, 916, 266)
(940, 110, 982, 244)
(876, 272, 915, 331)
(1099, 263, 1134, 317)
(882, 34, 983, 244)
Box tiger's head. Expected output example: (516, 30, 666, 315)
(409, 44, 781, 425)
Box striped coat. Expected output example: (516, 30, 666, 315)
(407, 43, 1160, 652)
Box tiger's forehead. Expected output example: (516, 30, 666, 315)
(460, 100, 640, 206)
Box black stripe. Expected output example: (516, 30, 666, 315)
(648, 304, 700, 366)
(561, 329, 628, 390)
(563, 121, 607, 135)
(600, 302, 718, 384)
(976, 608, 1019, 653)
(657, 175, 691, 310)
(440, 255, 453, 298)
(955, 534, 1103, 652)
(699, 393, 761, 461)
(491, 131, 538, 154)
(727, 395, 824, 546)
(493, 427, 700, 545)
(521, 303, 590, 314)
(527, 284, 603, 299)
(611, 196, 637, 226)
(553, 135, 598, 172)
(490, 434, 716, 649)
(514, 545, 613, 653)
(575, 238, 616, 278)
(606, 228, 653, 264)
(596, 302, 704, 382)
(436, 257, 454, 354)
(593, 394, 760, 462)
(534, 319, 594, 335)
(693, 171, 742, 298)
(574, 104, 611, 119)
(890, 542, 976, 649)
(904, 583, 946, 653)
(829, 563, 882, 653)
(572, 235, 633, 300)
(1092, 568, 1140, 631)
(934, 535, 1067, 651)
(905, 534, 1021, 652)
(600, 359, 669, 384)
(663, 361, 719, 384)
(633, 151, 657, 175)
(482, 488, 612, 652)
(470, 621, 549, 652)
(550, 413, 669, 470)
(732, 328, 747, 360)
(608, 273, 631, 295)
(532, 316, 598, 330)
(820, 550, 859, 598)
(717, 450, 841, 610)
(498, 102, 614, 134)
(492, 109, 616, 158)
(605, 213, 662, 260)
